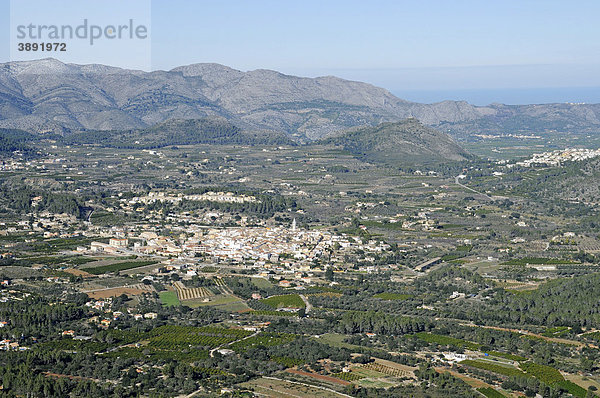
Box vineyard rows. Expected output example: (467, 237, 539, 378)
(214, 278, 226, 287)
(270, 356, 303, 367)
(461, 360, 526, 378)
(333, 372, 365, 381)
(173, 281, 214, 300)
(360, 362, 412, 377)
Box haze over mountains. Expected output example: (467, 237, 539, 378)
(1, 58, 599, 141)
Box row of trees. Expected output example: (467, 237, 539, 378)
(338, 311, 429, 335)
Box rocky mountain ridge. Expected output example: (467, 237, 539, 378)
(1, 58, 599, 140)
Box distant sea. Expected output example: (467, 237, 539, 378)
(392, 87, 600, 106)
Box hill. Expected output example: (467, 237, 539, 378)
(60, 118, 295, 148)
(0, 128, 36, 156)
(322, 119, 470, 165)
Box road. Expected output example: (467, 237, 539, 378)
(459, 323, 598, 349)
(209, 330, 261, 358)
(454, 175, 494, 201)
(299, 294, 312, 314)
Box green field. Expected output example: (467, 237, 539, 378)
(84, 260, 158, 275)
(260, 294, 305, 309)
(183, 295, 250, 313)
(373, 292, 412, 300)
(318, 333, 362, 350)
(487, 351, 527, 362)
(239, 377, 344, 398)
(159, 291, 180, 306)
(542, 326, 570, 337)
(555, 381, 587, 398)
(356, 378, 397, 388)
(251, 277, 275, 289)
(105, 325, 253, 363)
(461, 360, 526, 378)
(519, 362, 564, 385)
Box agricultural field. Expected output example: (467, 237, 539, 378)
(332, 372, 364, 382)
(159, 291, 180, 306)
(317, 333, 363, 350)
(307, 291, 343, 298)
(270, 357, 304, 367)
(62, 268, 95, 278)
(358, 359, 415, 378)
(350, 366, 387, 380)
(461, 358, 586, 397)
(542, 326, 571, 337)
(285, 369, 352, 387)
(251, 278, 277, 289)
(519, 362, 565, 385)
(183, 294, 250, 312)
(355, 377, 398, 389)
(460, 360, 527, 378)
(239, 377, 348, 398)
(82, 260, 158, 275)
(85, 286, 151, 299)
(564, 374, 600, 394)
(373, 292, 412, 300)
(173, 281, 214, 300)
(147, 325, 253, 351)
(260, 294, 306, 309)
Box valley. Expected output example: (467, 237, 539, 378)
(1, 122, 600, 397)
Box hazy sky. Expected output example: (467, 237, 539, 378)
(1, 0, 599, 104)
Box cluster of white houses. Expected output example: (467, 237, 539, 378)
(127, 191, 258, 205)
(515, 148, 600, 167)
(84, 223, 390, 269)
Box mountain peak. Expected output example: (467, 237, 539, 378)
(8, 58, 70, 74)
(170, 62, 243, 77)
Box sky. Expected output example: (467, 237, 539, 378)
(1, 0, 599, 105)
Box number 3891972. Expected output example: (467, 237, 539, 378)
(17, 43, 66, 51)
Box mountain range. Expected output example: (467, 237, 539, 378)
(1, 58, 599, 141)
